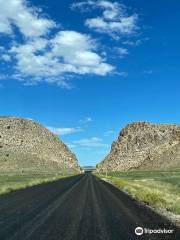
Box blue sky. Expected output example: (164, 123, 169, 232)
(0, 0, 180, 166)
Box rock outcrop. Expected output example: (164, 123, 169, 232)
(0, 117, 80, 174)
(96, 122, 180, 172)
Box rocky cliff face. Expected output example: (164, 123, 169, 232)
(0, 117, 80, 173)
(96, 122, 180, 172)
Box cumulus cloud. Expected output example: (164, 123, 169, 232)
(9, 31, 114, 85)
(47, 126, 82, 135)
(0, 0, 114, 87)
(73, 137, 108, 147)
(50, 31, 114, 75)
(0, 0, 55, 37)
(72, 0, 138, 39)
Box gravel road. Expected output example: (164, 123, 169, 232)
(0, 174, 179, 240)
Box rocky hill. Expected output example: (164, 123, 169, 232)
(0, 117, 80, 174)
(96, 122, 180, 172)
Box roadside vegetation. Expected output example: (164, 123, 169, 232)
(0, 173, 74, 195)
(96, 169, 180, 217)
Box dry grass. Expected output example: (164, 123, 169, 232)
(96, 170, 180, 215)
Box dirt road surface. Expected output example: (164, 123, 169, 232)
(0, 174, 179, 240)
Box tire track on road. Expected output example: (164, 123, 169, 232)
(0, 174, 179, 240)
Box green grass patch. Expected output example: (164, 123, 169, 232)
(95, 170, 180, 216)
(0, 174, 74, 195)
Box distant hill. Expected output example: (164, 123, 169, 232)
(96, 122, 180, 172)
(0, 117, 80, 174)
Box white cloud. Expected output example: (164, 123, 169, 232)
(72, 1, 138, 39)
(1, 54, 11, 62)
(86, 15, 138, 37)
(0, 1, 114, 87)
(50, 31, 114, 75)
(47, 126, 82, 135)
(0, 46, 11, 61)
(0, 0, 55, 37)
(122, 40, 142, 46)
(79, 117, 93, 124)
(9, 31, 114, 85)
(123, 38, 149, 46)
(71, 1, 94, 11)
(115, 47, 129, 58)
(73, 137, 108, 147)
